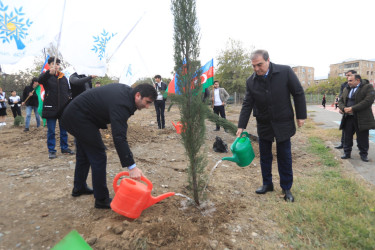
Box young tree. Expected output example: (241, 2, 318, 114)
(215, 39, 253, 94)
(171, 0, 206, 205)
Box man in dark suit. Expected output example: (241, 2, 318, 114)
(338, 74, 375, 162)
(335, 70, 357, 149)
(237, 50, 307, 202)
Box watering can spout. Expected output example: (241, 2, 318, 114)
(145, 192, 175, 209)
(221, 156, 239, 164)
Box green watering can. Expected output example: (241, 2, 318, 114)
(222, 131, 255, 167)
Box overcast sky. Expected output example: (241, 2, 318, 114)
(3, 0, 374, 80)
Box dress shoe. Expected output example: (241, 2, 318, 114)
(341, 154, 351, 159)
(334, 144, 343, 149)
(62, 148, 75, 155)
(95, 197, 112, 209)
(360, 155, 369, 162)
(49, 152, 57, 159)
(283, 189, 295, 202)
(255, 184, 274, 194)
(72, 186, 94, 197)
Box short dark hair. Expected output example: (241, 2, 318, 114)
(154, 75, 161, 79)
(132, 83, 157, 101)
(345, 70, 357, 75)
(95, 82, 101, 85)
(250, 49, 269, 61)
(354, 74, 361, 81)
(31, 77, 38, 84)
(48, 57, 61, 64)
(214, 80, 219, 84)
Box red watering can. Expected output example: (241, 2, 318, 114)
(111, 172, 175, 219)
(172, 121, 184, 134)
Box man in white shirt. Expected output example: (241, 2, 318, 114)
(210, 81, 229, 131)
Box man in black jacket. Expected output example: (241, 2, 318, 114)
(22, 77, 41, 132)
(61, 83, 157, 209)
(338, 75, 375, 162)
(154, 75, 167, 129)
(335, 70, 357, 149)
(237, 50, 307, 202)
(69, 72, 97, 99)
(38, 57, 74, 159)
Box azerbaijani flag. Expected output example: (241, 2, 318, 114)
(166, 58, 214, 95)
(35, 55, 49, 126)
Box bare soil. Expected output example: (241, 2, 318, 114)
(0, 105, 314, 249)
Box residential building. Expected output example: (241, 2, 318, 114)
(292, 66, 315, 88)
(330, 59, 375, 86)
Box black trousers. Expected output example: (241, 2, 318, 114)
(11, 106, 21, 118)
(154, 100, 166, 128)
(72, 123, 109, 201)
(259, 138, 293, 190)
(213, 105, 226, 130)
(343, 116, 369, 157)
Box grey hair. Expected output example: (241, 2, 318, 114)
(250, 50, 269, 61)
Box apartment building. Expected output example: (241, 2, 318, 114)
(330, 59, 375, 86)
(292, 66, 315, 88)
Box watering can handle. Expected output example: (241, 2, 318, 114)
(113, 172, 153, 193)
(233, 131, 249, 148)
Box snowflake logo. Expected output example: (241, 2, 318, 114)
(91, 29, 117, 61)
(0, 0, 33, 50)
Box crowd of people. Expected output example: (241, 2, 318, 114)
(0, 49, 374, 209)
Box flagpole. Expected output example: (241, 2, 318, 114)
(53, 0, 67, 67)
(107, 11, 147, 63)
(135, 46, 154, 85)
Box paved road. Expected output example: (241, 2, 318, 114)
(307, 105, 375, 185)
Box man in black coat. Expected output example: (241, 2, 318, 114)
(154, 75, 167, 129)
(335, 70, 357, 149)
(338, 75, 375, 162)
(69, 72, 97, 99)
(38, 57, 74, 159)
(61, 83, 157, 209)
(237, 50, 307, 202)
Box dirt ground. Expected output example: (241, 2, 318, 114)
(0, 104, 313, 249)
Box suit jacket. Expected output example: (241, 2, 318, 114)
(338, 80, 375, 132)
(238, 62, 307, 142)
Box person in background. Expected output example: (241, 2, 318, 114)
(38, 57, 74, 159)
(8, 90, 22, 118)
(69, 72, 96, 99)
(334, 95, 339, 109)
(210, 81, 229, 131)
(0, 87, 7, 126)
(338, 74, 375, 162)
(154, 75, 167, 129)
(95, 82, 101, 88)
(321, 94, 326, 109)
(335, 70, 357, 149)
(22, 78, 41, 132)
(237, 49, 307, 202)
(61, 83, 157, 209)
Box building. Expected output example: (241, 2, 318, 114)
(292, 66, 315, 88)
(330, 59, 375, 86)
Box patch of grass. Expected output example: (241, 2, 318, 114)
(274, 135, 375, 249)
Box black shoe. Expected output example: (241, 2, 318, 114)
(95, 198, 112, 209)
(283, 189, 295, 202)
(62, 148, 75, 155)
(49, 152, 57, 159)
(214, 128, 220, 131)
(360, 155, 369, 162)
(72, 186, 94, 197)
(255, 184, 274, 194)
(24, 128, 29, 132)
(341, 154, 351, 159)
(334, 144, 343, 149)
